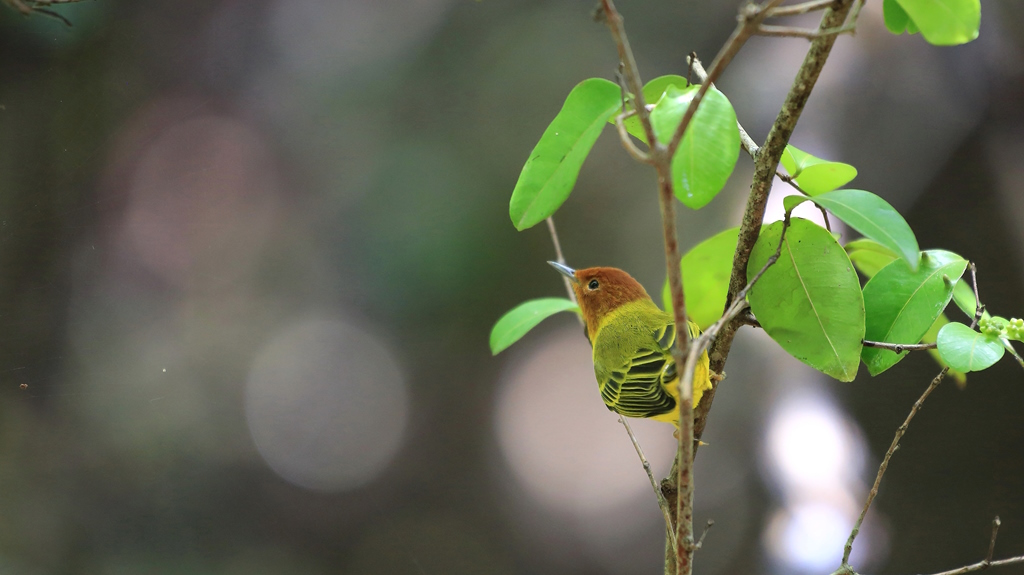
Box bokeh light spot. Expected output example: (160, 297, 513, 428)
(246, 317, 408, 492)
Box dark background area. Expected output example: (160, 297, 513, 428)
(1, 1, 1023, 574)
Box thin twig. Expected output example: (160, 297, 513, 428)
(615, 114, 653, 163)
(842, 367, 949, 566)
(546, 217, 576, 303)
(913, 516, 1024, 575)
(766, 0, 839, 17)
(920, 555, 1024, 575)
(666, 0, 785, 161)
(596, 0, 657, 147)
(861, 341, 937, 353)
(756, 23, 856, 39)
(694, 520, 714, 551)
(968, 263, 983, 329)
(686, 56, 759, 160)
(818, 205, 832, 232)
(843, 263, 984, 566)
(619, 416, 678, 550)
(988, 516, 1001, 563)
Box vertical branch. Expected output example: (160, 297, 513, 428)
(699, 0, 855, 444)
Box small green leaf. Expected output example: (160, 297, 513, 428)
(804, 189, 920, 271)
(937, 322, 1004, 372)
(895, 0, 979, 46)
(490, 298, 580, 355)
(617, 75, 691, 141)
(883, 0, 916, 34)
(779, 145, 858, 195)
(783, 195, 809, 213)
(861, 250, 968, 375)
(747, 218, 865, 381)
(662, 227, 740, 330)
(649, 85, 740, 209)
(510, 78, 621, 231)
(922, 313, 967, 385)
(846, 238, 898, 279)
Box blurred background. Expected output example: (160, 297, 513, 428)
(1, 0, 1023, 573)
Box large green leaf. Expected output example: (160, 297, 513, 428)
(779, 145, 858, 195)
(490, 298, 580, 355)
(937, 322, 1004, 372)
(509, 78, 621, 231)
(789, 189, 920, 271)
(861, 250, 968, 375)
(895, 0, 979, 45)
(747, 218, 865, 381)
(662, 227, 739, 330)
(649, 85, 740, 209)
(846, 238, 898, 279)
(616, 75, 691, 141)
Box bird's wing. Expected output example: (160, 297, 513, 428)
(597, 323, 682, 419)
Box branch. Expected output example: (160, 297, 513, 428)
(861, 340, 937, 353)
(687, 55, 759, 160)
(698, 0, 856, 448)
(596, 1, 658, 148)
(756, 23, 857, 39)
(913, 517, 1024, 575)
(842, 367, 949, 566)
(968, 262, 983, 329)
(665, 1, 785, 161)
(662, 210, 793, 570)
(619, 415, 678, 551)
(922, 555, 1024, 575)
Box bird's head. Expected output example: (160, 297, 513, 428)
(548, 262, 652, 340)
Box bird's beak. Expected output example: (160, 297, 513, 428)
(547, 261, 578, 284)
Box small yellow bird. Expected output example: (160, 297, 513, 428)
(549, 262, 712, 426)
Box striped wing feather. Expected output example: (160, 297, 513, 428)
(599, 323, 686, 419)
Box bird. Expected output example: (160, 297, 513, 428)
(549, 261, 712, 426)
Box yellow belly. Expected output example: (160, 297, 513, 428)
(649, 351, 712, 426)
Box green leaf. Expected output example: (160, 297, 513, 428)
(937, 322, 1004, 372)
(616, 75, 691, 141)
(747, 218, 865, 381)
(922, 312, 967, 385)
(779, 145, 858, 195)
(861, 250, 968, 375)
(895, 0, 980, 45)
(883, 0, 916, 34)
(490, 298, 580, 355)
(782, 195, 809, 213)
(846, 238, 898, 279)
(802, 189, 920, 271)
(649, 85, 740, 209)
(509, 78, 621, 231)
(662, 227, 740, 330)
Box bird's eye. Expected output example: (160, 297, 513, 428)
(588, 279, 600, 290)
